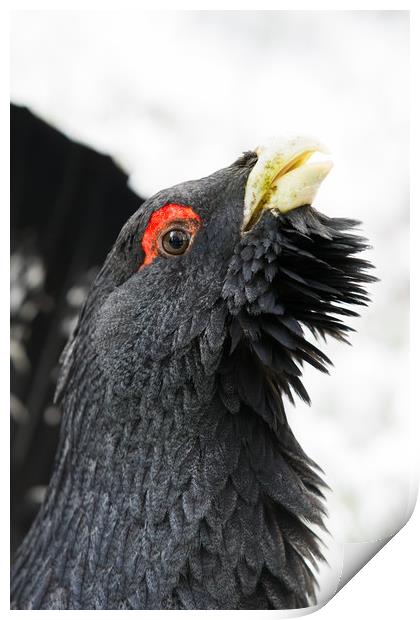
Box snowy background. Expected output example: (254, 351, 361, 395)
(11, 10, 410, 603)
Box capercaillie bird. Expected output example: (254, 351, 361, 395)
(11, 136, 375, 610)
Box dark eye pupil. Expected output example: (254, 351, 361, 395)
(161, 229, 190, 255)
(167, 230, 186, 249)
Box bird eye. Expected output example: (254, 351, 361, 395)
(140, 203, 201, 268)
(159, 228, 191, 256)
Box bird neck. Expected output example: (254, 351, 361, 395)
(12, 347, 326, 610)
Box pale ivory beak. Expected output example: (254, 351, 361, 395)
(243, 136, 333, 231)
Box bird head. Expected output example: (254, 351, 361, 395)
(59, 135, 374, 435)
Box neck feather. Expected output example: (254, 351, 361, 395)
(11, 344, 326, 610)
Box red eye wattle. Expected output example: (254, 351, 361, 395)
(140, 203, 201, 268)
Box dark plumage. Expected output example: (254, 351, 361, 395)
(11, 149, 375, 609)
(10, 105, 142, 551)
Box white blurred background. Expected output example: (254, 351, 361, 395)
(11, 10, 410, 602)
